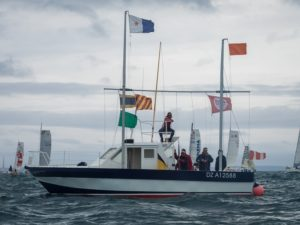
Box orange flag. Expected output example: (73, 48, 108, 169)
(229, 43, 247, 55)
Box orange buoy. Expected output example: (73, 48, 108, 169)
(253, 184, 265, 196)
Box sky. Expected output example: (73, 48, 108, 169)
(0, 0, 299, 168)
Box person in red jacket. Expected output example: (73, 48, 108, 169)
(174, 148, 193, 171)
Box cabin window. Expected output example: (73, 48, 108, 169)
(144, 149, 154, 158)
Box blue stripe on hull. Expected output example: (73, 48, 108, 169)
(26, 166, 254, 182)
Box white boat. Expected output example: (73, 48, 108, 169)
(26, 11, 258, 197)
(286, 129, 300, 173)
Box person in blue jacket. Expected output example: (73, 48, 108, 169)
(196, 147, 213, 171)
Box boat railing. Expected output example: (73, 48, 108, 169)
(138, 120, 175, 142)
(27, 151, 50, 166)
(27, 150, 103, 167)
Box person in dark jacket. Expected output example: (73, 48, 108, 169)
(159, 112, 175, 142)
(174, 148, 193, 171)
(196, 147, 213, 171)
(215, 150, 227, 171)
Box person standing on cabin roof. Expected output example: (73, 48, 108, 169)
(174, 149, 193, 170)
(159, 112, 175, 142)
(196, 147, 213, 171)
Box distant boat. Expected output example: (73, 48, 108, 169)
(241, 145, 256, 171)
(226, 130, 239, 169)
(39, 127, 51, 166)
(189, 123, 201, 164)
(10, 142, 24, 176)
(286, 129, 300, 173)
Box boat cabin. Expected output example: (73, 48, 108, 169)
(97, 140, 173, 170)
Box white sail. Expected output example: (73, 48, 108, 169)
(189, 125, 201, 163)
(13, 142, 24, 172)
(293, 129, 300, 168)
(241, 145, 255, 170)
(39, 130, 51, 166)
(226, 130, 239, 167)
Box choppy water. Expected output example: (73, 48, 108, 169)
(1, 171, 300, 225)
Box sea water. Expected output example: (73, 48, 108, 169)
(1, 171, 300, 225)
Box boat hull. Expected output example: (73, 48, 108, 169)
(26, 166, 255, 196)
(286, 167, 300, 173)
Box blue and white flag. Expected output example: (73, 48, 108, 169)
(129, 14, 154, 33)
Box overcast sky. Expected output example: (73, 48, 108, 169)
(0, 0, 299, 167)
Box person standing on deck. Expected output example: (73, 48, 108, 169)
(159, 112, 174, 142)
(174, 149, 193, 171)
(215, 150, 227, 171)
(196, 147, 213, 171)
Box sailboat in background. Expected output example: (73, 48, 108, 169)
(241, 145, 256, 171)
(286, 129, 300, 172)
(39, 126, 52, 166)
(189, 123, 201, 164)
(27, 126, 52, 167)
(10, 142, 24, 176)
(226, 130, 239, 169)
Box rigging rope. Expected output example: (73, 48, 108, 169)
(161, 47, 166, 115)
(248, 92, 251, 146)
(103, 89, 106, 151)
(190, 93, 195, 123)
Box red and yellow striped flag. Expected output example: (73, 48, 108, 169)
(135, 94, 152, 110)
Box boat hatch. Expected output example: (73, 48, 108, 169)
(127, 148, 141, 169)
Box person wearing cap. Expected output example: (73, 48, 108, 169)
(158, 112, 175, 142)
(174, 148, 193, 170)
(196, 147, 214, 171)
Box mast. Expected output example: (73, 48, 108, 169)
(218, 38, 228, 170)
(151, 42, 162, 142)
(121, 11, 128, 168)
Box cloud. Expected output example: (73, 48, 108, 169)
(0, 82, 106, 96)
(138, 0, 215, 11)
(266, 30, 300, 43)
(0, 110, 104, 129)
(1, 0, 109, 37)
(158, 83, 300, 98)
(248, 83, 300, 97)
(0, 57, 32, 78)
(286, 0, 300, 6)
(0, 104, 298, 131)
